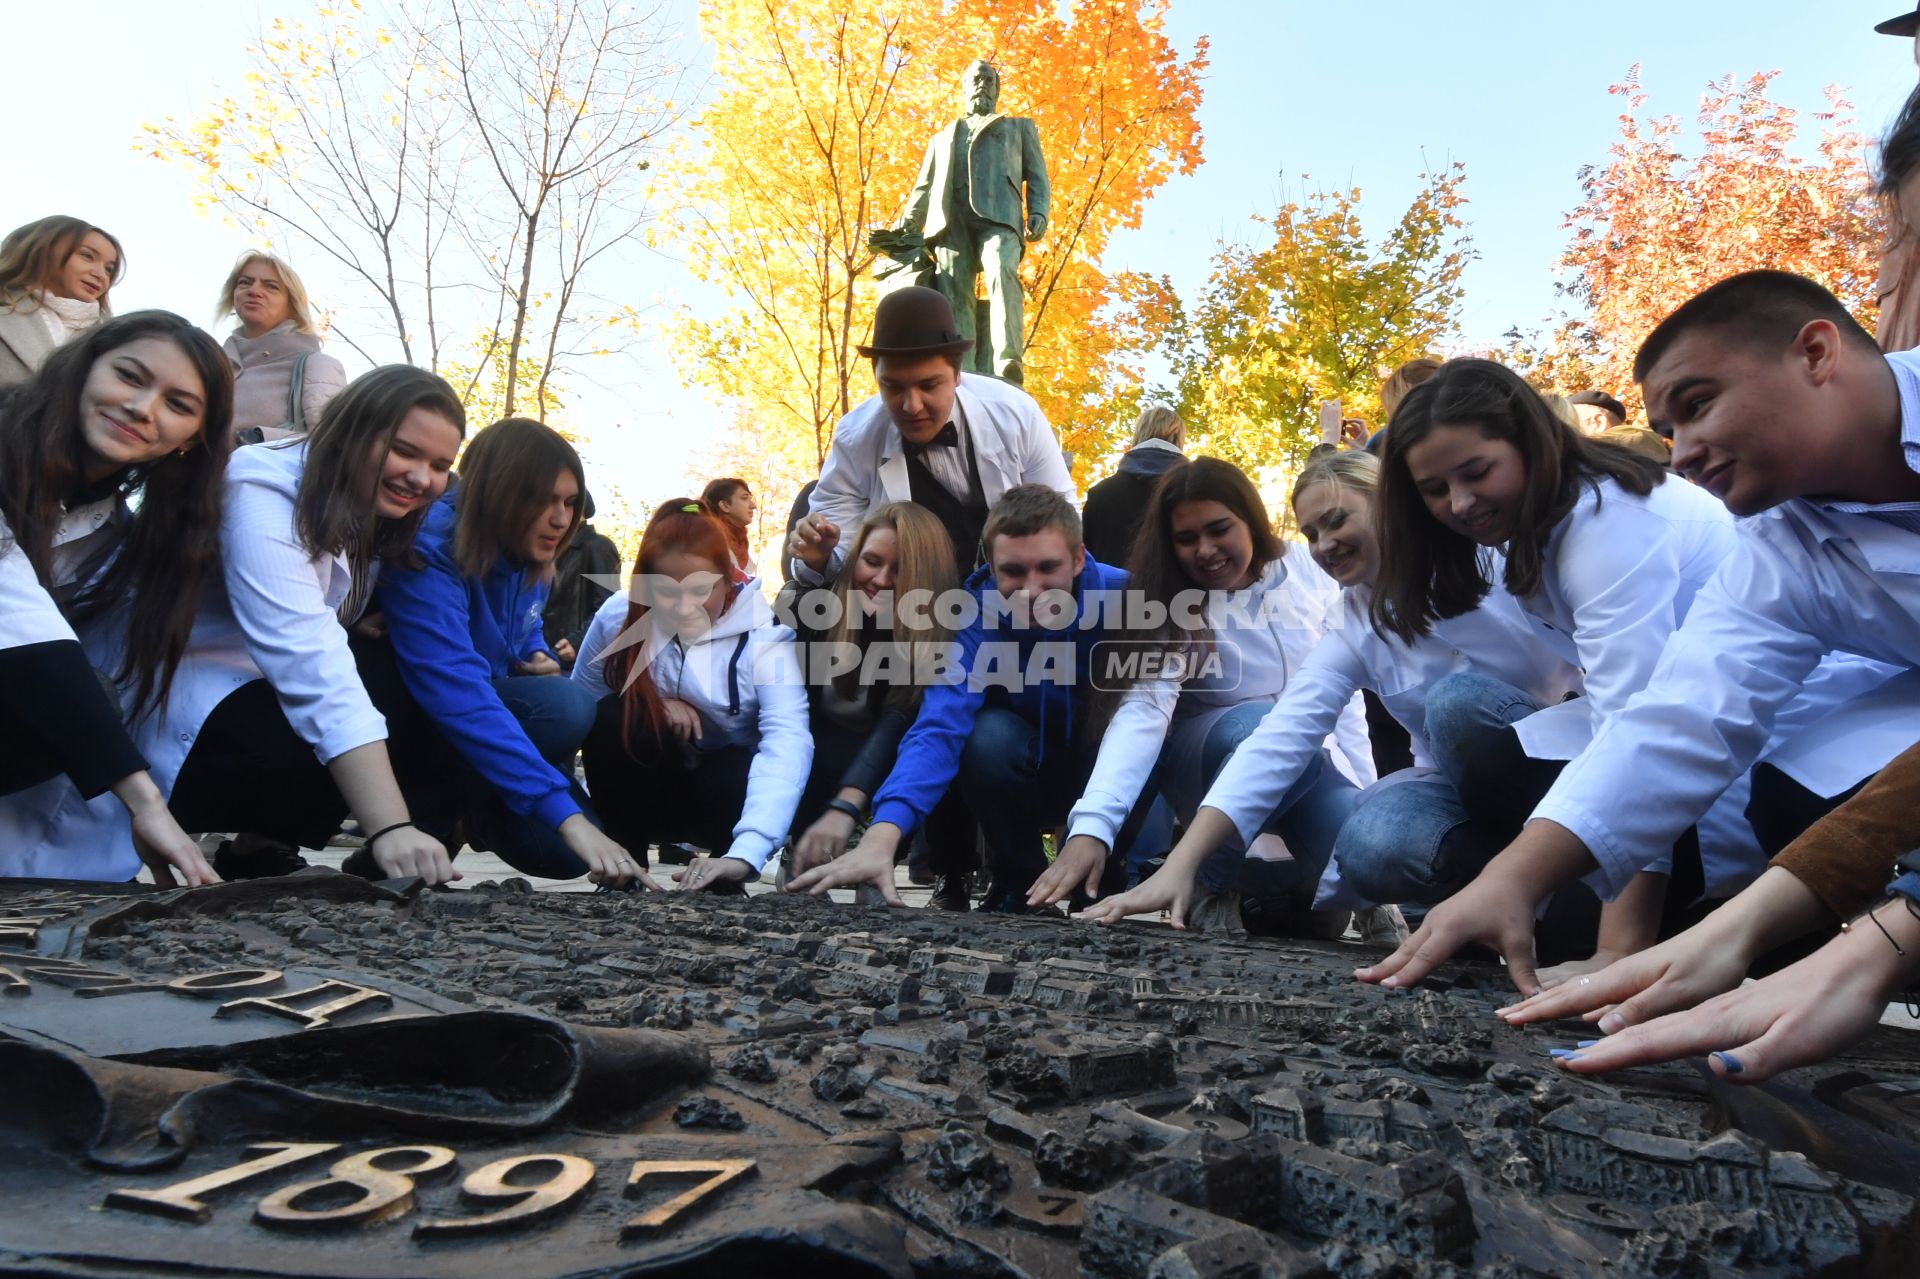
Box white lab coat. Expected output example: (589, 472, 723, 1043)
(574, 581, 812, 871)
(1065, 546, 1376, 849)
(1506, 475, 1737, 761)
(1, 442, 390, 880)
(1196, 578, 1584, 846)
(1536, 350, 1920, 897)
(795, 374, 1072, 583)
(0, 499, 140, 880)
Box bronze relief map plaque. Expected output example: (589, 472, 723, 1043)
(0, 873, 1916, 1278)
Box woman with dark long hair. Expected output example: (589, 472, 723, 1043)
(1031, 456, 1376, 935)
(1366, 358, 1741, 967)
(782, 501, 956, 887)
(575, 500, 811, 892)
(0, 216, 123, 384)
(374, 417, 647, 886)
(0, 311, 230, 882)
(152, 366, 468, 885)
(1080, 450, 1583, 933)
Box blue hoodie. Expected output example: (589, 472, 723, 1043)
(870, 551, 1129, 835)
(376, 492, 578, 830)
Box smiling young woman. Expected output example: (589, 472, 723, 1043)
(0, 311, 231, 886)
(1033, 456, 1378, 935)
(147, 366, 469, 887)
(0, 215, 124, 385)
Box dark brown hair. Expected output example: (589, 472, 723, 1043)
(1632, 270, 1878, 385)
(1099, 457, 1283, 711)
(0, 216, 125, 314)
(701, 476, 752, 567)
(0, 311, 233, 713)
(451, 417, 585, 579)
(1370, 358, 1666, 643)
(294, 365, 466, 571)
(609, 500, 735, 751)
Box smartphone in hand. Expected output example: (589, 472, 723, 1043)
(1319, 399, 1344, 446)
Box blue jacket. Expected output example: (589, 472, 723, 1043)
(870, 552, 1128, 834)
(376, 492, 576, 830)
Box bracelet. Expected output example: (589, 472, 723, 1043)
(1841, 897, 1908, 958)
(366, 821, 416, 848)
(826, 798, 866, 823)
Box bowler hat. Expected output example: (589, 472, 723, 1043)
(856, 286, 974, 359)
(1879, 7, 1920, 35)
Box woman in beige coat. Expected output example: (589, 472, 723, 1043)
(0, 216, 122, 385)
(215, 251, 347, 441)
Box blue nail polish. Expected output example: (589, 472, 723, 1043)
(1578, 1039, 1599, 1048)
(1548, 1048, 1578, 1059)
(1713, 1051, 1744, 1074)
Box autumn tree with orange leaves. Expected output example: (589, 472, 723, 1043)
(1509, 67, 1881, 414)
(670, 0, 1207, 506)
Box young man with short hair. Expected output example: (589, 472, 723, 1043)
(1360, 270, 1920, 996)
(785, 484, 1133, 912)
(787, 287, 1072, 585)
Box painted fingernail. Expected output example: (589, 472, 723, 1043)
(1713, 1051, 1743, 1075)
(1548, 1047, 1581, 1060)
(1578, 1040, 1599, 1048)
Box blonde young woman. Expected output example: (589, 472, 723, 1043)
(0, 216, 122, 385)
(214, 251, 348, 440)
(783, 502, 957, 878)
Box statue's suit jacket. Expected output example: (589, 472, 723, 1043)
(903, 113, 1050, 243)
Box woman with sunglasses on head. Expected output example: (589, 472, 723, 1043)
(575, 501, 810, 893)
(0, 311, 229, 884)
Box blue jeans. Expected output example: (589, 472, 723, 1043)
(1330, 774, 1484, 906)
(462, 675, 603, 878)
(960, 705, 1099, 898)
(1330, 671, 1545, 907)
(1191, 701, 1360, 902)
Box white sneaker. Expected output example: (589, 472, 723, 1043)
(1353, 904, 1411, 946)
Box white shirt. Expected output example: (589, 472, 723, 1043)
(1507, 475, 1736, 761)
(574, 582, 812, 871)
(1198, 577, 1584, 845)
(1535, 349, 1920, 898)
(795, 374, 1072, 583)
(1065, 546, 1376, 849)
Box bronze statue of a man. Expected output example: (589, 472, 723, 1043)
(894, 59, 1049, 385)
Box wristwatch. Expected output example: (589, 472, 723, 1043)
(826, 798, 866, 824)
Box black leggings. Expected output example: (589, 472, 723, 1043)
(168, 679, 349, 847)
(581, 696, 753, 857)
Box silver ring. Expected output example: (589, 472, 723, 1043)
(1578, 977, 1591, 987)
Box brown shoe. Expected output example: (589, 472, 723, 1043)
(931, 872, 972, 912)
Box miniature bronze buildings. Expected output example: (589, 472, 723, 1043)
(0, 875, 1915, 1277)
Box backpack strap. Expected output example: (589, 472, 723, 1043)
(286, 352, 313, 434)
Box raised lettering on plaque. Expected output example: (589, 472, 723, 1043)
(216, 978, 392, 1029)
(77, 967, 286, 1000)
(622, 1159, 757, 1234)
(255, 1146, 456, 1230)
(106, 1142, 340, 1223)
(413, 1154, 596, 1238)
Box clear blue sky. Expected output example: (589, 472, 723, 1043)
(5, 1, 1915, 504)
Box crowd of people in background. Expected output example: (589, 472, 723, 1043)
(11, 36, 1920, 1095)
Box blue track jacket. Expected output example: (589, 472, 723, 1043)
(870, 552, 1129, 835)
(376, 492, 577, 830)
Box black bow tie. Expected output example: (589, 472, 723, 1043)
(913, 423, 960, 449)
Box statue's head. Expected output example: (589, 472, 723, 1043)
(961, 60, 999, 115)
